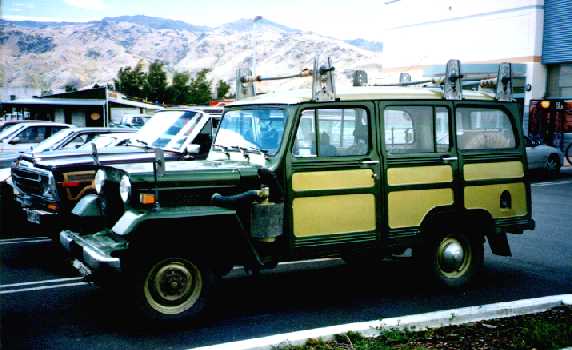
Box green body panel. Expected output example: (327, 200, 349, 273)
(112, 206, 237, 236)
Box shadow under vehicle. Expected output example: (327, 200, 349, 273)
(10, 109, 218, 236)
(60, 59, 535, 323)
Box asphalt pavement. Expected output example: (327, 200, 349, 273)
(1, 174, 572, 350)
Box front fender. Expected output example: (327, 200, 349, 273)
(112, 206, 237, 236)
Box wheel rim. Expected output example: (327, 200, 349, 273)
(437, 236, 472, 279)
(144, 259, 203, 315)
(545, 157, 558, 171)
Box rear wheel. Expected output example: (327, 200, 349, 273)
(566, 143, 572, 168)
(416, 230, 483, 288)
(133, 254, 215, 322)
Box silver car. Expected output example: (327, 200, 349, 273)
(0, 122, 71, 153)
(525, 136, 564, 175)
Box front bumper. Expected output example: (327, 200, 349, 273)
(60, 230, 124, 274)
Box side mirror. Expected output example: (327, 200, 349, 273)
(186, 144, 201, 154)
(8, 137, 21, 145)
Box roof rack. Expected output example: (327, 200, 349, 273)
(235, 56, 337, 102)
(351, 59, 514, 101)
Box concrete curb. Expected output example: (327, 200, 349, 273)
(189, 294, 572, 350)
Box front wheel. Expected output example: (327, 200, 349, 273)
(415, 231, 483, 288)
(133, 255, 215, 322)
(544, 154, 561, 176)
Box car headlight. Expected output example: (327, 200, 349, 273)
(119, 175, 131, 203)
(95, 169, 106, 194)
(43, 173, 57, 198)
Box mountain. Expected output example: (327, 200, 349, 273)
(0, 16, 384, 93)
(345, 39, 384, 53)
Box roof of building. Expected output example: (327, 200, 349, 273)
(229, 86, 498, 106)
(1, 98, 106, 106)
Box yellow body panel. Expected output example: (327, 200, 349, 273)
(292, 194, 376, 237)
(292, 169, 374, 192)
(464, 182, 527, 218)
(464, 161, 524, 181)
(388, 189, 454, 228)
(387, 165, 452, 186)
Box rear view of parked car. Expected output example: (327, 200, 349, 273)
(0, 122, 71, 153)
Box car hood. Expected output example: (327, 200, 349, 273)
(20, 146, 180, 169)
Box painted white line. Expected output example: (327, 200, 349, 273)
(0, 277, 83, 289)
(0, 238, 51, 246)
(187, 294, 572, 350)
(531, 179, 572, 187)
(0, 282, 88, 295)
(0, 236, 49, 243)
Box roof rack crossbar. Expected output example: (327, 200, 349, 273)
(234, 56, 337, 102)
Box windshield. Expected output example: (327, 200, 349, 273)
(214, 108, 287, 155)
(134, 110, 200, 151)
(0, 124, 26, 141)
(32, 128, 74, 153)
(77, 133, 133, 150)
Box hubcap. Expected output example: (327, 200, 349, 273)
(437, 237, 471, 278)
(144, 259, 203, 315)
(545, 158, 557, 170)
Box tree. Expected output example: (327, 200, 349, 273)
(64, 78, 81, 92)
(114, 61, 145, 98)
(216, 80, 230, 99)
(166, 71, 192, 105)
(189, 69, 212, 105)
(144, 60, 168, 104)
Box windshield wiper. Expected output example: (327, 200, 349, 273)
(124, 138, 154, 150)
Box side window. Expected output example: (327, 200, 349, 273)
(18, 126, 47, 143)
(293, 108, 369, 157)
(456, 107, 516, 150)
(436, 107, 450, 152)
(384, 106, 436, 153)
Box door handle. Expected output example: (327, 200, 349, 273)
(361, 160, 380, 165)
(441, 156, 458, 162)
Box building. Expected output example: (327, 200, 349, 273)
(380, 0, 572, 133)
(1, 87, 163, 127)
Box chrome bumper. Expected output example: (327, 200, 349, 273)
(60, 230, 121, 271)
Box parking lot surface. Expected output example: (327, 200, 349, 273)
(1, 176, 572, 350)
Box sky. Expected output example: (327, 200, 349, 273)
(1, 0, 391, 40)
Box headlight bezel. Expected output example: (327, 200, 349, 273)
(119, 175, 131, 203)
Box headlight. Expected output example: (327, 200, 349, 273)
(94, 169, 106, 194)
(43, 173, 57, 198)
(119, 175, 131, 203)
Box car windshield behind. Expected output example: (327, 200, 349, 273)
(0, 124, 26, 141)
(32, 128, 75, 153)
(78, 133, 134, 150)
(214, 108, 287, 155)
(133, 110, 200, 151)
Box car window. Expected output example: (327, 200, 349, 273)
(61, 133, 89, 149)
(293, 108, 369, 157)
(456, 107, 516, 150)
(17, 126, 48, 143)
(385, 106, 450, 154)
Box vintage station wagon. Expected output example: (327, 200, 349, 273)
(60, 59, 534, 321)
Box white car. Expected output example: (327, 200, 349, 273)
(0, 122, 71, 153)
(525, 136, 563, 175)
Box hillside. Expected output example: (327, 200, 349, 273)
(0, 16, 384, 93)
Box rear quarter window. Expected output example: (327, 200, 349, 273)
(456, 107, 516, 150)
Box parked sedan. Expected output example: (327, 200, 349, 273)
(0, 122, 71, 153)
(525, 136, 564, 175)
(0, 127, 136, 169)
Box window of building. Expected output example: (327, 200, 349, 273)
(456, 107, 516, 150)
(293, 108, 369, 157)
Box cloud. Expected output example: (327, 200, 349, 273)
(63, 0, 106, 11)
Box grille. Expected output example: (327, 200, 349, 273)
(12, 168, 47, 196)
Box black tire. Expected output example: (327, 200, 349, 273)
(415, 230, 484, 288)
(566, 143, 572, 168)
(132, 254, 215, 322)
(544, 154, 561, 176)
